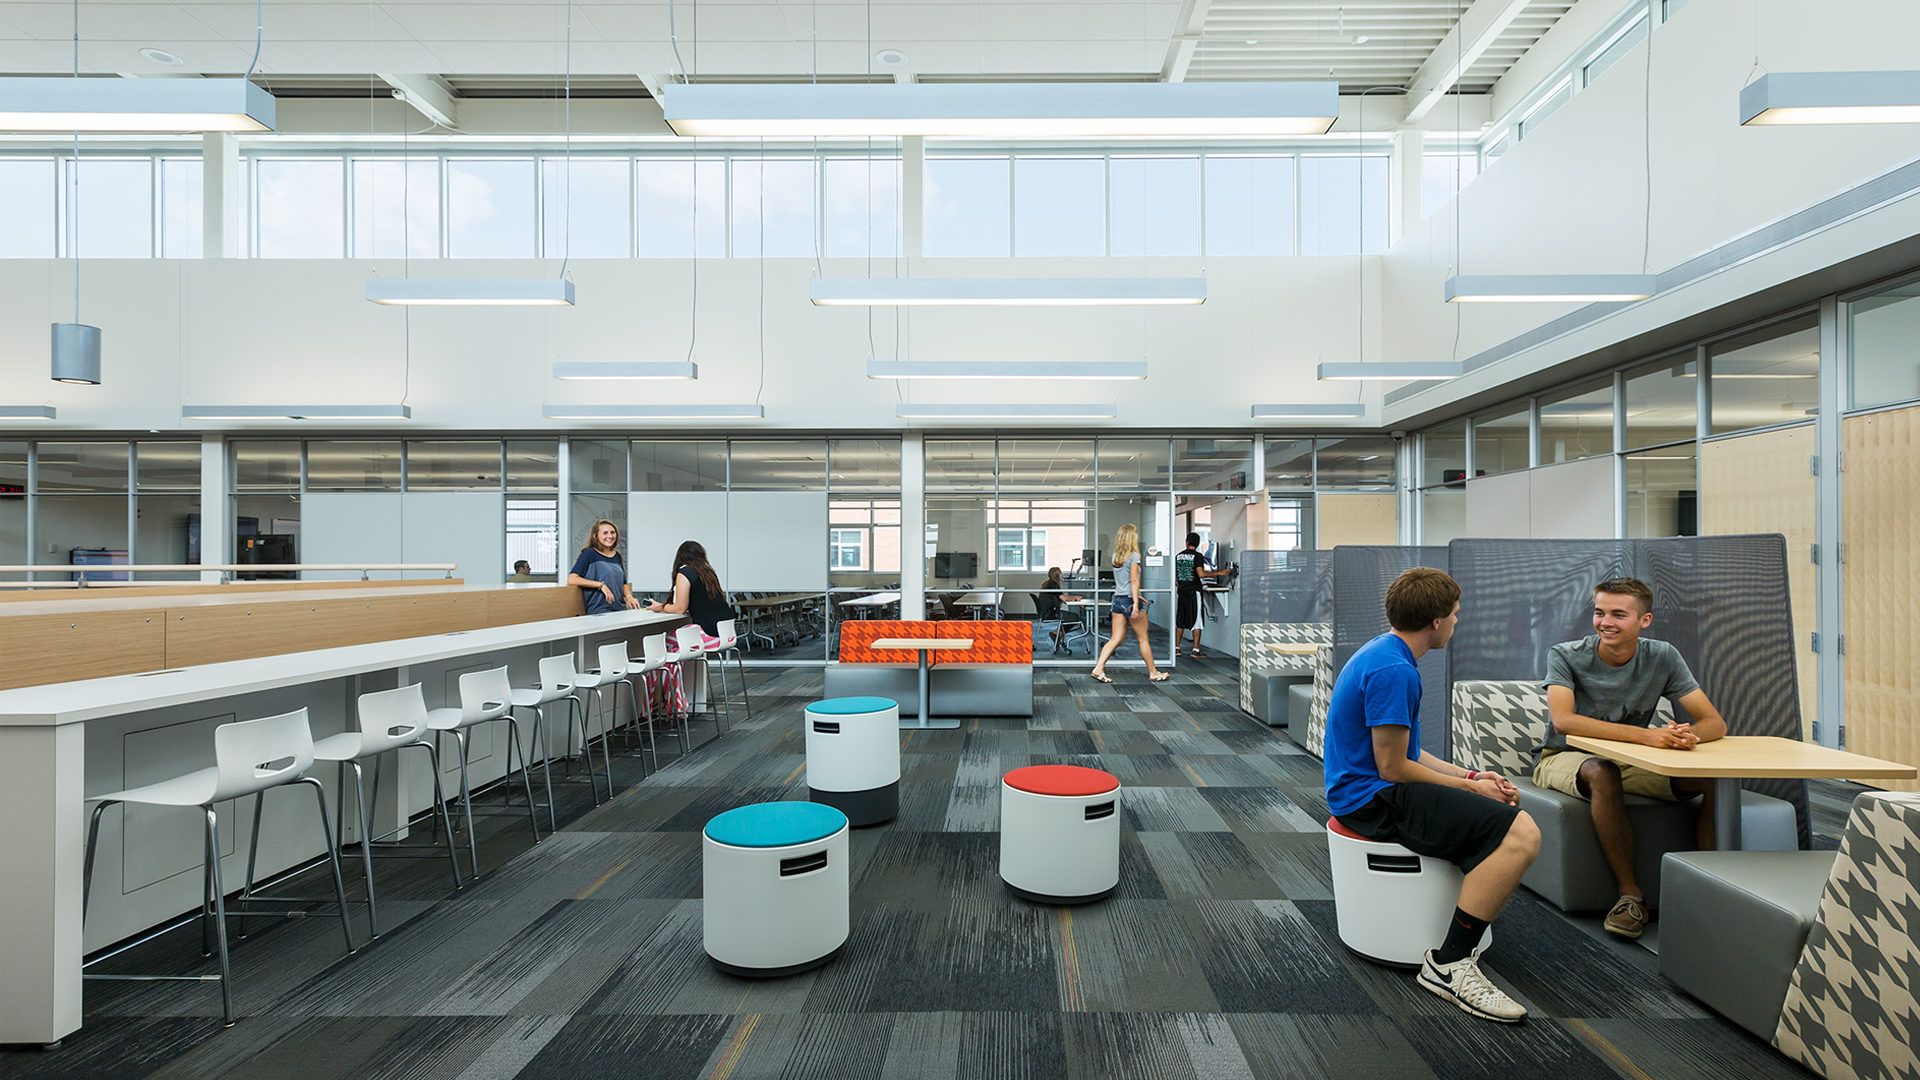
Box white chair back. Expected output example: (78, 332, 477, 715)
(635, 632, 670, 672)
(211, 709, 316, 802)
(675, 624, 708, 657)
(355, 684, 430, 754)
(716, 618, 738, 647)
(537, 654, 577, 699)
(458, 666, 514, 725)
(596, 641, 629, 679)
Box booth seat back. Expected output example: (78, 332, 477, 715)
(1450, 679, 1677, 777)
(1303, 645, 1335, 760)
(837, 620, 1032, 666)
(1776, 791, 1920, 1080)
(1240, 622, 1332, 714)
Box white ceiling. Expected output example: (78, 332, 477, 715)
(0, 0, 1582, 105)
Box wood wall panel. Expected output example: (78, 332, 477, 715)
(487, 587, 584, 627)
(1843, 408, 1920, 791)
(0, 611, 167, 690)
(1317, 493, 1398, 548)
(1701, 425, 1819, 741)
(163, 592, 494, 667)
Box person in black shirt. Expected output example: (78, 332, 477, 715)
(644, 539, 736, 641)
(1173, 532, 1227, 658)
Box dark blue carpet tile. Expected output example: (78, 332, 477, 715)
(515, 1013, 736, 1080)
(955, 1011, 1071, 1080)
(1226, 1012, 1441, 1080)
(1392, 1016, 1631, 1080)
(1177, 899, 1382, 1015)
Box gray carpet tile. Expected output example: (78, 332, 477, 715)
(9, 664, 1832, 1080)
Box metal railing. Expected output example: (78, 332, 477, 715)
(0, 563, 458, 588)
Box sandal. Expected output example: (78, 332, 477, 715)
(1149, 672, 1172, 683)
(1089, 671, 1114, 684)
(1189, 649, 1205, 659)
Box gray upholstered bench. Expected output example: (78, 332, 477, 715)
(1659, 850, 1837, 1040)
(1287, 683, 1313, 739)
(931, 663, 1033, 718)
(823, 663, 916, 712)
(1250, 671, 1310, 727)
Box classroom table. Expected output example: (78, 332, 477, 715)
(836, 592, 901, 619)
(1063, 598, 1102, 655)
(733, 592, 816, 648)
(1565, 734, 1917, 850)
(870, 637, 972, 730)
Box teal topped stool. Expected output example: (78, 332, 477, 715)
(804, 697, 901, 827)
(703, 801, 850, 977)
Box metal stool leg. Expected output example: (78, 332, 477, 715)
(732, 647, 753, 721)
(82, 800, 114, 919)
(451, 729, 480, 879)
(299, 776, 358, 955)
(347, 762, 379, 936)
(413, 740, 465, 887)
(530, 707, 558, 833)
(500, 715, 541, 841)
(203, 806, 236, 1026)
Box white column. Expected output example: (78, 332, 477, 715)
(901, 136, 925, 261)
(900, 434, 926, 619)
(200, 434, 228, 583)
(1390, 129, 1423, 248)
(1814, 295, 1845, 748)
(0, 723, 85, 1045)
(202, 133, 242, 258)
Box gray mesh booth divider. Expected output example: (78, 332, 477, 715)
(1331, 546, 1450, 758)
(1445, 534, 1811, 848)
(1239, 549, 1335, 625)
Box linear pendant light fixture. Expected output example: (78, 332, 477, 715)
(0, 406, 58, 421)
(552, 361, 697, 380)
(0, 77, 276, 132)
(894, 403, 1115, 420)
(1740, 71, 1920, 125)
(1250, 403, 1367, 419)
(662, 82, 1339, 139)
(813, 277, 1205, 307)
(542, 404, 764, 420)
(367, 278, 574, 306)
(1444, 275, 1657, 303)
(868, 360, 1147, 381)
(1317, 362, 1462, 381)
(182, 404, 413, 420)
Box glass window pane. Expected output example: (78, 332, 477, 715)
(134, 492, 200, 573)
(1583, 14, 1649, 85)
(1421, 487, 1466, 544)
(731, 158, 816, 258)
(828, 438, 901, 490)
(507, 495, 560, 576)
(1421, 153, 1478, 222)
(1540, 379, 1614, 463)
(1625, 352, 1698, 449)
(38, 443, 128, 493)
(1109, 156, 1200, 257)
(1171, 438, 1252, 491)
(1517, 77, 1574, 138)
(1850, 278, 1920, 409)
(822, 157, 901, 259)
(506, 440, 560, 490)
(447, 159, 536, 258)
(1300, 155, 1388, 256)
(407, 441, 501, 490)
(0, 159, 56, 257)
(66, 158, 153, 258)
(1625, 444, 1698, 538)
(924, 157, 1009, 257)
(255, 158, 343, 258)
(0, 443, 26, 566)
(306, 441, 401, 491)
(996, 439, 1093, 489)
(1265, 438, 1314, 489)
(569, 493, 625, 560)
(1472, 406, 1531, 476)
(571, 438, 628, 492)
(233, 494, 299, 573)
(351, 159, 440, 259)
(632, 441, 726, 491)
(1709, 314, 1820, 434)
(730, 440, 825, 490)
(1013, 156, 1104, 257)
(540, 157, 631, 258)
(232, 441, 300, 490)
(1204, 155, 1294, 256)
(1096, 438, 1170, 489)
(160, 158, 202, 258)
(136, 442, 200, 491)
(1315, 437, 1395, 489)
(925, 497, 987, 583)
(925, 440, 995, 492)
(36, 495, 129, 571)
(1421, 422, 1466, 487)
(635, 157, 725, 258)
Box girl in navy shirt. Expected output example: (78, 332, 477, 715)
(566, 519, 639, 615)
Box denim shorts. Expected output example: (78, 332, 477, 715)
(1112, 595, 1138, 618)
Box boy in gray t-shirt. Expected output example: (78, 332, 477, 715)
(1535, 577, 1727, 940)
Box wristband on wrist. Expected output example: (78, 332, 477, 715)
(1466, 770, 1479, 781)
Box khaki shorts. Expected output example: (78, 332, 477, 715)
(1533, 749, 1675, 801)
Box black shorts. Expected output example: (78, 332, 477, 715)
(1336, 783, 1520, 874)
(1176, 589, 1200, 629)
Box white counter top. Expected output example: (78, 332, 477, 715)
(0, 609, 681, 727)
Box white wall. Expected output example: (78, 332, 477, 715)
(1460, 456, 1618, 538)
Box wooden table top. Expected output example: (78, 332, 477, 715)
(871, 637, 974, 651)
(1565, 734, 1918, 780)
(1261, 642, 1320, 656)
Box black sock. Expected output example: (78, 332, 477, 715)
(1435, 908, 1491, 965)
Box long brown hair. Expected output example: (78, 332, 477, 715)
(671, 539, 728, 604)
(581, 519, 621, 556)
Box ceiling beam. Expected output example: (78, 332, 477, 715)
(1402, 0, 1533, 122)
(1159, 0, 1215, 83)
(377, 73, 458, 129)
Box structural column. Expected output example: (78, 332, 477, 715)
(900, 434, 925, 619)
(202, 133, 242, 259)
(200, 435, 228, 583)
(0, 723, 85, 1045)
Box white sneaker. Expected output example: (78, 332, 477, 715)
(1417, 950, 1528, 1023)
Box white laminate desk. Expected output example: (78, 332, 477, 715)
(0, 608, 680, 1046)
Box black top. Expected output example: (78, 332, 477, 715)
(1173, 549, 1211, 593)
(678, 565, 735, 635)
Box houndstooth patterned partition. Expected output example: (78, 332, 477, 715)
(1775, 792, 1920, 1079)
(1304, 645, 1334, 759)
(1446, 535, 1810, 848)
(1332, 546, 1450, 758)
(1238, 622, 1333, 713)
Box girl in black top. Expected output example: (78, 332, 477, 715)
(644, 539, 735, 640)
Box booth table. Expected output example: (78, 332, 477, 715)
(0, 608, 681, 1046)
(870, 637, 972, 730)
(1565, 734, 1916, 849)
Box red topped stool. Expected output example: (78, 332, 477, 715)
(1326, 816, 1489, 967)
(999, 765, 1121, 904)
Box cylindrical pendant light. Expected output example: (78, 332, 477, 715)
(51, 322, 100, 384)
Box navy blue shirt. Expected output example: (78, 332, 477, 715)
(569, 548, 627, 615)
(1323, 632, 1423, 817)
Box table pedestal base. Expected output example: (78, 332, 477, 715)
(899, 651, 961, 730)
(1713, 777, 1743, 851)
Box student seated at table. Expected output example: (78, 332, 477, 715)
(566, 520, 639, 614)
(1040, 566, 1084, 654)
(1535, 576, 1727, 940)
(644, 539, 736, 647)
(1325, 567, 1538, 1023)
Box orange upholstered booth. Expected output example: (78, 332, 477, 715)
(837, 620, 1033, 666)
(827, 620, 1034, 717)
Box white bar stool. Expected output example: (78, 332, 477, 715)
(311, 683, 464, 937)
(674, 624, 725, 739)
(626, 632, 679, 767)
(429, 665, 550, 872)
(81, 708, 356, 1027)
(512, 654, 607, 806)
(712, 618, 753, 723)
(576, 641, 639, 787)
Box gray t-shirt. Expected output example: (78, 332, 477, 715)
(1539, 635, 1701, 754)
(1117, 552, 1142, 594)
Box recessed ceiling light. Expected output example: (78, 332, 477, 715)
(875, 49, 908, 66)
(139, 47, 183, 66)
(1354, 35, 1370, 44)
(1244, 39, 1258, 45)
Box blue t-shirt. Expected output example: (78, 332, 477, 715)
(1323, 632, 1423, 817)
(569, 548, 627, 615)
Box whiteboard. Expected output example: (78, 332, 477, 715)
(403, 492, 505, 585)
(728, 491, 828, 591)
(628, 491, 729, 593)
(301, 492, 404, 579)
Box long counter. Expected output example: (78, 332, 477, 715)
(0, 607, 683, 1046)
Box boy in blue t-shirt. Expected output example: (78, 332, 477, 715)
(1323, 567, 1540, 1023)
